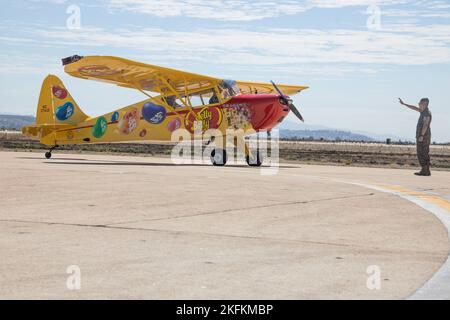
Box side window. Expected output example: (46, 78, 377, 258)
(162, 96, 183, 109)
(189, 89, 216, 108)
(188, 93, 205, 108)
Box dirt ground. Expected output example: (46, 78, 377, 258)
(1, 131, 449, 170)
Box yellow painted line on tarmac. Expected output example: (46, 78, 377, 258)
(343, 182, 450, 299)
(376, 184, 450, 212)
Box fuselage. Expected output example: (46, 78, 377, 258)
(51, 94, 290, 146)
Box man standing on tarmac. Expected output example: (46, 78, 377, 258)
(399, 98, 433, 176)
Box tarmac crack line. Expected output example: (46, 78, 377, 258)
(106, 192, 376, 226)
(0, 218, 444, 259)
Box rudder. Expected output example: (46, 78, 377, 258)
(23, 75, 89, 145)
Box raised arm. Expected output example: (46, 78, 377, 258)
(399, 98, 420, 112)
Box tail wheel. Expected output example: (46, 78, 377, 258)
(246, 151, 263, 167)
(45, 152, 52, 159)
(211, 149, 227, 166)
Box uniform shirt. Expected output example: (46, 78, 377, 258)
(416, 108, 432, 139)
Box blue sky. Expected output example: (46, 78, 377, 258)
(0, 0, 449, 141)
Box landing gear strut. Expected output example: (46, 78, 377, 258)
(246, 150, 263, 167)
(210, 148, 228, 166)
(45, 145, 58, 159)
(244, 141, 263, 167)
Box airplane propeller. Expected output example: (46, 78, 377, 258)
(271, 80, 304, 122)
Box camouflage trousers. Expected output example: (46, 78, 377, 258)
(416, 136, 431, 167)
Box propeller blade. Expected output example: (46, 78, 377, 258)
(270, 80, 288, 104)
(271, 80, 305, 122)
(289, 103, 305, 122)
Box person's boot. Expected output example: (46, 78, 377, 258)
(423, 165, 431, 176)
(415, 166, 431, 176)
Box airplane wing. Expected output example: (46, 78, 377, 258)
(64, 56, 222, 95)
(63, 55, 308, 97)
(236, 81, 308, 96)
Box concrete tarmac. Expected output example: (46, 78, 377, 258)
(0, 151, 449, 299)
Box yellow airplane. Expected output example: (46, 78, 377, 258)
(22, 55, 308, 166)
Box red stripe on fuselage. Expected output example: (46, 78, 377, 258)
(55, 94, 289, 133)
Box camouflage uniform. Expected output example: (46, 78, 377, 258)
(416, 108, 432, 168)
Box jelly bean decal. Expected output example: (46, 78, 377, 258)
(52, 86, 68, 100)
(92, 116, 108, 139)
(117, 108, 140, 135)
(55, 102, 75, 121)
(139, 129, 147, 138)
(142, 102, 166, 125)
(111, 111, 119, 122)
(167, 117, 182, 133)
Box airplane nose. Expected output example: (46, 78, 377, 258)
(278, 96, 291, 112)
(248, 96, 290, 131)
(271, 81, 304, 122)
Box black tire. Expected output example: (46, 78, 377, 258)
(211, 149, 227, 166)
(246, 151, 263, 167)
(45, 152, 52, 159)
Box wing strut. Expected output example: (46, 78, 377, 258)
(130, 81, 182, 117)
(155, 75, 202, 121)
(156, 76, 191, 109)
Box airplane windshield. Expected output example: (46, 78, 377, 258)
(220, 80, 241, 99)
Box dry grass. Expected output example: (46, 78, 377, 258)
(278, 141, 450, 169)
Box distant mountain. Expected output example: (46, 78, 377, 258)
(279, 129, 374, 142)
(0, 114, 35, 130)
(352, 130, 409, 143)
(278, 120, 375, 141)
(278, 120, 332, 131)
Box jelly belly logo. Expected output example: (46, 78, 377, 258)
(185, 107, 222, 133)
(55, 102, 75, 121)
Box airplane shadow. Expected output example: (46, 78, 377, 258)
(17, 156, 89, 161)
(18, 156, 300, 169)
(43, 161, 266, 169)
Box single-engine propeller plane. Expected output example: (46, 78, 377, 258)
(22, 55, 308, 166)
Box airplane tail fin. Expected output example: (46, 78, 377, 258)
(22, 75, 89, 145)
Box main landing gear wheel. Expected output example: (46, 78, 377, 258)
(246, 151, 263, 167)
(211, 149, 228, 166)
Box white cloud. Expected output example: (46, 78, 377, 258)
(18, 23, 449, 66)
(0, 54, 61, 75)
(2, 0, 449, 75)
(310, 0, 408, 8)
(104, 0, 413, 21)
(105, 0, 308, 21)
(29, 0, 69, 4)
